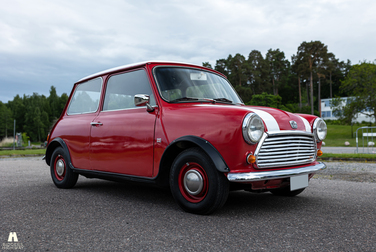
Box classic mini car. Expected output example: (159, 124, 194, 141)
(44, 61, 327, 214)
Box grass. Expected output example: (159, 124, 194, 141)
(0, 149, 45, 156)
(324, 124, 376, 147)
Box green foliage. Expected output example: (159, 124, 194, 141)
(335, 61, 376, 124)
(0, 148, 45, 156)
(247, 92, 282, 108)
(3, 86, 68, 142)
(22, 132, 30, 145)
(213, 41, 348, 115)
(0, 102, 13, 139)
(202, 62, 213, 69)
(265, 48, 290, 95)
(234, 86, 253, 104)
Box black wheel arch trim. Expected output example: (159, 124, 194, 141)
(161, 135, 230, 173)
(45, 138, 73, 168)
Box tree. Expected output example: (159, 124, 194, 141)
(7, 95, 25, 133)
(202, 62, 213, 69)
(265, 49, 290, 95)
(227, 53, 248, 87)
(291, 54, 309, 110)
(294, 41, 329, 114)
(0, 102, 13, 139)
(214, 58, 229, 76)
(334, 61, 376, 124)
(247, 50, 270, 94)
(48, 86, 59, 120)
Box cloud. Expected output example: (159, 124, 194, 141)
(1, 0, 376, 102)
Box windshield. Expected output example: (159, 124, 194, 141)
(154, 67, 243, 104)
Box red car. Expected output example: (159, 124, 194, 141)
(45, 61, 327, 214)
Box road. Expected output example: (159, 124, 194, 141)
(322, 146, 376, 154)
(0, 157, 375, 251)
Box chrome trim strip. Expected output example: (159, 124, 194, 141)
(227, 162, 326, 182)
(266, 130, 314, 137)
(256, 158, 316, 168)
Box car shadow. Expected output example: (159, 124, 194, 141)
(56, 177, 322, 216)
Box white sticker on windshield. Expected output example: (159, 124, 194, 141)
(190, 72, 207, 81)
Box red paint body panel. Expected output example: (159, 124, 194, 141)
(89, 108, 157, 177)
(50, 113, 97, 169)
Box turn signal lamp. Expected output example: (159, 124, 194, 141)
(317, 150, 323, 157)
(247, 154, 256, 164)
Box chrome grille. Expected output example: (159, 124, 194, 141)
(255, 132, 316, 169)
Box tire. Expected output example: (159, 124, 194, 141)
(50, 147, 78, 189)
(170, 148, 229, 215)
(270, 186, 305, 197)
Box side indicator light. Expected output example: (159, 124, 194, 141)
(317, 150, 323, 157)
(247, 154, 256, 164)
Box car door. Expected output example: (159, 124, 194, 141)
(61, 77, 102, 170)
(89, 69, 158, 177)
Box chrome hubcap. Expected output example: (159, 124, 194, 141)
(183, 170, 204, 195)
(56, 159, 65, 176)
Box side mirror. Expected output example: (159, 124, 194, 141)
(134, 94, 155, 112)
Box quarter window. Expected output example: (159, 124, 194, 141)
(67, 78, 102, 115)
(103, 69, 155, 111)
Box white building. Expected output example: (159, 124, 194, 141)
(321, 97, 374, 123)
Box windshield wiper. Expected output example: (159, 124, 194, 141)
(213, 98, 233, 104)
(170, 97, 233, 104)
(170, 97, 199, 102)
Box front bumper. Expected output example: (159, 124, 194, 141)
(227, 162, 326, 183)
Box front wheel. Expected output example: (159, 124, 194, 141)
(50, 147, 78, 189)
(170, 148, 229, 215)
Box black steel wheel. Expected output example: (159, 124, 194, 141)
(50, 147, 78, 189)
(170, 148, 229, 215)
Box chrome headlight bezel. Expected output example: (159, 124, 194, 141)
(313, 118, 327, 142)
(242, 113, 265, 144)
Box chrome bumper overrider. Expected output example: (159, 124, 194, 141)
(227, 162, 326, 183)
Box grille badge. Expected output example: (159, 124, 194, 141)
(289, 121, 298, 129)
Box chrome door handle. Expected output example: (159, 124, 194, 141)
(91, 122, 103, 126)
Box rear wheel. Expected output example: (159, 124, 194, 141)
(170, 148, 229, 215)
(50, 147, 78, 188)
(270, 186, 305, 197)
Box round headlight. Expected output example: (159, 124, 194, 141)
(242, 113, 265, 144)
(313, 118, 327, 141)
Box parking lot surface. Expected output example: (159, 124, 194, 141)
(1, 157, 375, 251)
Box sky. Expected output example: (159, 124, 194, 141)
(1, 0, 376, 103)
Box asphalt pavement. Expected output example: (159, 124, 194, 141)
(0, 157, 375, 251)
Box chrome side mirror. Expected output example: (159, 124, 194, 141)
(134, 94, 154, 112)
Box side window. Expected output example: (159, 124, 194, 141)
(67, 78, 102, 115)
(103, 69, 155, 111)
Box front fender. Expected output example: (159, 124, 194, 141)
(162, 135, 230, 173)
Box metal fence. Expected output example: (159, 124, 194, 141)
(356, 126, 376, 153)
